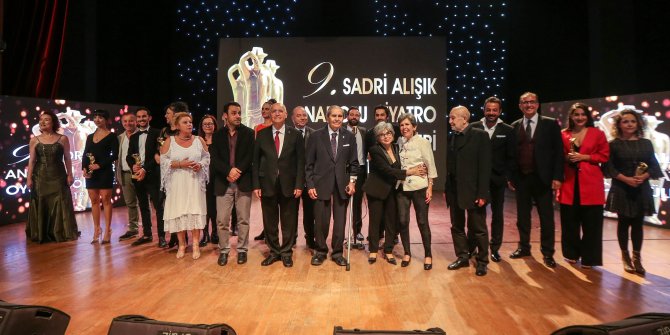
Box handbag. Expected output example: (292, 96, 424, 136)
(362, 173, 392, 199)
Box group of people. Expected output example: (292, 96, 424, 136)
(25, 92, 662, 277)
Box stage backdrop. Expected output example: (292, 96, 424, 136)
(217, 37, 447, 189)
(0, 96, 131, 225)
(544, 91, 670, 227)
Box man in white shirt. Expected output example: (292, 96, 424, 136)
(117, 113, 139, 240)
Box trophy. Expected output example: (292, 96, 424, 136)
(84, 153, 95, 178)
(131, 153, 142, 179)
(568, 137, 579, 170)
(157, 135, 166, 147)
(635, 162, 649, 176)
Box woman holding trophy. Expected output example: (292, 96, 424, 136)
(604, 109, 662, 275)
(82, 109, 119, 244)
(558, 103, 609, 268)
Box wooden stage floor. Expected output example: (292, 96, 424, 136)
(1, 192, 669, 334)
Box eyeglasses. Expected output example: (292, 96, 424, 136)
(520, 100, 538, 105)
(378, 132, 393, 137)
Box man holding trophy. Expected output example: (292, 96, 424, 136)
(116, 113, 140, 241)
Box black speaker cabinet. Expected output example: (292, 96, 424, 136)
(0, 300, 70, 335)
(334, 326, 446, 334)
(108, 315, 236, 335)
(552, 313, 670, 335)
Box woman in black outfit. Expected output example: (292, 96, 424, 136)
(604, 109, 662, 275)
(82, 109, 119, 244)
(366, 122, 425, 265)
(198, 114, 219, 246)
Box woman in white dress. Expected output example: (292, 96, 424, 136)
(160, 112, 210, 259)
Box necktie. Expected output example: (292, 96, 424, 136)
(525, 119, 533, 138)
(274, 131, 280, 154)
(300, 129, 304, 137)
(331, 132, 337, 157)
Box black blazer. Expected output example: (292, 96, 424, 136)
(295, 126, 315, 149)
(126, 127, 161, 184)
(470, 120, 515, 186)
(444, 126, 492, 210)
(368, 143, 406, 187)
(305, 127, 359, 200)
(252, 125, 305, 197)
(510, 115, 565, 186)
(209, 125, 255, 194)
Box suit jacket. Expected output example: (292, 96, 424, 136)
(252, 125, 305, 197)
(470, 120, 515, 186)
(209, 125, 255, 194)
(305, 127, 360, 200)
(295, 126, 314, 149)
(126, 127, 161, 185)
(511, 115, 565, 186)
(115, 131, 134, 183)
(347, 125, 367, 171)
(444, 126, 492, 210)
(559, 127, 609, 205)
(368, 143, 406, 187)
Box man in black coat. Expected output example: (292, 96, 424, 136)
(305, 105, 359, 266)
(509, 92, 564, 268)
(470, 96, 516, 262)
(210, 101, 255, 266)
(291, 106, 316, 249)
(127, 107, 166, 248)
(345, 106, 367, 244)
(444, 106, 492, 276)
(253, 103, 305, 267)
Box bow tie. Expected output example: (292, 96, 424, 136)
(138, 129, 148, 135)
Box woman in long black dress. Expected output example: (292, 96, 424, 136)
(198, 114, 219, 247)
(604, 109, 662, 275)
(26, 111, 79, 242)
(82, 109, 119, 244)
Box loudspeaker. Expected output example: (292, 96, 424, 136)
(333, 326, 446, 334)
(108, 315, 236, 335)
(0, 300, 70, 335)
(551, 313, 670, 335)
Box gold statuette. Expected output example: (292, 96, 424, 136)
(131, 153, 142, 179)
(635, 162, 649, 176)
(84, 153, 95, 178)
(569, 137, 577, 154)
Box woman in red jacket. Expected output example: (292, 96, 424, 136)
(559, 103, 610, 268)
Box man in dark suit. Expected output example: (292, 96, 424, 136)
(127, 107, 166, 248)
(253, 103, 305, 267)
(305, 105, 359, 266)
(345, 106, 367, 244)
(445, 106, 492, 276)
(509, 92, 564, 268)
(210, 101, 255, 266)
(470, 96, 515, 262)
(291, 106, 316, 249)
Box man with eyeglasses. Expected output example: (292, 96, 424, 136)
(509, 92, 564, 268)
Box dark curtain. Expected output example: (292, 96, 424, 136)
(3, 0, 69, 98)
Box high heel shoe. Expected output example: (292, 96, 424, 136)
(90, 227, 101, 244)
(401, 256, 412, 267)
(424, 257, 433, 270)
(384, 253, 397, 265)
(101, 229, 112, 244)
(368, 254, 377, 264)
(176, 246, 186, 259)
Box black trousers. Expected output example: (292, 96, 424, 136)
(300, 187, 315, 244)
(134, 179, 164, 238)
(261, 179, 298, 257)
(560, 204, 604, 266)
(367, 191, 398, 254)
(515, 172, 555, 256)
(489, 182, 506, 252)
(314, 185, 348, 259)
(352, 171, 366, 235)
(397, 187, 431, 257)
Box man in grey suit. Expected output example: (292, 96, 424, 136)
(117, 113, 139, 241)
(305, 105, 359, 266)
(345, 106, 366, 243)
(444, 106, 492, 276)
(291, 106, 317, 249)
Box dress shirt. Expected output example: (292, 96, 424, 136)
(347, 125, 365, 165)
(138, 126, 150, 164)
(524, 113, 539, 138)
(121, 131, 135, 171)
(479, 117, 503, 139)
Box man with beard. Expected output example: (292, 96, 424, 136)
(117, 113, 139, 241)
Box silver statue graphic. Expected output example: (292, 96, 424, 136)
(227, 47, 284, 128)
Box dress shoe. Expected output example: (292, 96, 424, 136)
(237, 252, 247, 264)
(424, 263, 433, 271)
(254, 231, 265, 241)
(510, 248, 531, 259)
(563, 257, 578, 264)
(211, 233, 219, 244)
(199, 233, 210, 248)
(543, 256, 557, 268)
(475, 263, 488, 276)
(401, 256, 412, 267)
(282, 256, 293, 268)
(311, 254, 326, 266)
(131, 236, 152, 246)
(384, 254, 397, 265)
(490, 251, 501, 263)
(261, 254, 281, 266)
(158, 237, 168, 248)
(355, 233, 365, 241)
(332, 256, 347, 266)
(368, 255, 377, 264)
(167, 237, 178, 249)
(217, 253, 229, 266)
(632, 251, 646, 276)
(118, 231, 138, 241)
(448, 258, 470, 270)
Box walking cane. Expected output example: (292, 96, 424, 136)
(345, 195, 354, 271)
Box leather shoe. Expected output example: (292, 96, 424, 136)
(510, 248, 531, 259)
(131, 236, 152, 246)
(368, 255, 377, 264)
(237, 252, 247, 264)
(158, 237, 167, 248)
(261, 254, 281, 266)
(199, 233, 210, 248)
(401, 257, 411, 267)
(311, 254, 326, 266)
(254, 231, 265, 241)
(118, 231, 138, 241)
(332, 256, 347, 266)
(167, 237, 178, 249)
(355, 233, 364, 241)
(282, 256, 293, 268)
(384, 254, 397, 265)
(217, 253, 228, 266)
(543, 256, 557, 268)
(490, 251, 501, 263)
(448, 258, 470, 270)
(476, 263, 488, 276)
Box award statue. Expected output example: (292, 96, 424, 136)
(635, 162, 649, 176)
(84, 153, 95, 178)
(568, 137, 579, 170)
(131, 153, 142, 180)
